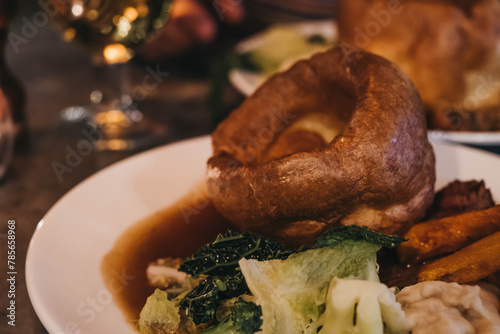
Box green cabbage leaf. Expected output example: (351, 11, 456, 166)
(137, 289, 181, 334)
(239, 239, 382, 333)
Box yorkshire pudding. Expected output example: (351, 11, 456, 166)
(337, 0, 500, 131)
(207, 47, 435, 244)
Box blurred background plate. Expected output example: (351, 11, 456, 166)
(229, 20, 337, 96)
(230, 20, 500, 147)
(429, 130, 500, 146)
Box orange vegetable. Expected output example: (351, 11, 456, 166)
(397, 206, 500, 263)
(418, 230, 500, 283)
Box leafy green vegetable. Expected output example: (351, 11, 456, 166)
(319, 279, 410, 334)
(231, 299, 262, 333)
(239, 238, 382, 333)
(314, 225, 406, 249)
(307, 34, 328, 44)
(143, 227, 406, 331)
(137, 289, 181, 334)
(216, 271, 248, 298)
(242, 26, 331, 75)
(179, 231, 294, 324)
(235, 52, 262, 73)
(180, 277, 220, 324)
(179, 230, 295, 277)
(202, 315, 237, 334)
(180, 273, 249, 324)
(202, 298, 263, 334)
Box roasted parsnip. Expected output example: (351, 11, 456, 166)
(398, 205, 500, 263)
(418, 230, 500, 283)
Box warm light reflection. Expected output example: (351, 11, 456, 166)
(106, 139, 128, 151)
(103, 44, 130, 64)
(124, 7, 139, 22)
(35, 220, 45, 233)
(94, 110, 131, 129)
(117, 17, 132, 38)
(63, 28, 76, 42)
(137, 4, 149, 17)
(90, 90, 103, 104)
(71, 3, 83, 17)
(86, 9, 99, 21)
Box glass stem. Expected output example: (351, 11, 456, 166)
(91, 56, 133, 110)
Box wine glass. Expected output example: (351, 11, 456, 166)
(50, 0, 173, 151)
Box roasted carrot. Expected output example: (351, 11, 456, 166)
(397, 205, 500, 263)
(418, 230, 500, 283)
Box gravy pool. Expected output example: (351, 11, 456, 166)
(101, 189, 229, 323)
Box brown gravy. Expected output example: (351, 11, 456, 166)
(101, 188, 229, 323)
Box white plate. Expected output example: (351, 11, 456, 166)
(229, 19, 337, 96)
(429, 130, 500, 147)
(229, 21, 500, 146)
(26, 135, 500, 334)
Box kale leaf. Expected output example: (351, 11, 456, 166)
(179, 230, 295, 277)
(232, 299, 263, 333)
(180, 277, 220, 324)
(180, 272, 249, 324)
(179, 231, 293, 324)
(314, 225, 406, 249)
(202, 299, 263, 334)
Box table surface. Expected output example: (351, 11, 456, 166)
(1, 2, 500, 334)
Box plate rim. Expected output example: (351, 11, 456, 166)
(429, 130, 500, 146)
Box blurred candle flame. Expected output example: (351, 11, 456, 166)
(63, 28, 76, 42)
(103, 44, 130, 65)
(124, 7, 139, 22)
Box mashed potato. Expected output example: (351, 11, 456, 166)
(396, 281, 500, 334)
